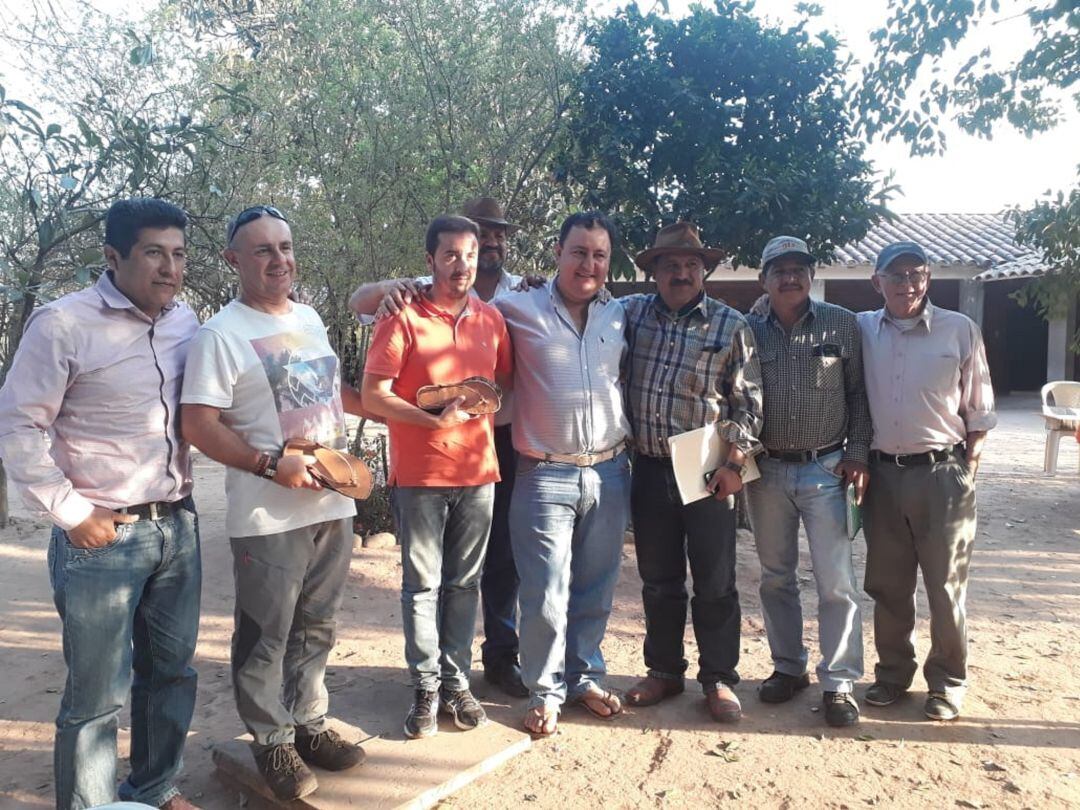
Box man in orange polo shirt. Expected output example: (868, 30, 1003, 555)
(361, 215, 513, 739)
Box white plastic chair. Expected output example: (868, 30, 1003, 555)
(1041, 381, 1080, 474)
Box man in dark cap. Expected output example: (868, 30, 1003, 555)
(858, 241, 996, 721)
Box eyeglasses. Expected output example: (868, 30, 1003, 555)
(879, 269, 929, 285)
(226, 205, 288, 243)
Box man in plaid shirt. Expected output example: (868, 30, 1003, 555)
(744, 235, 872, 728)
(622, 222, 763, 723)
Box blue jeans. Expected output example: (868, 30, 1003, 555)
(47, 498, 201, 810)
(480, 424, 520, 667)
(393, 485, 494, 692)
(746, 451, 863, 692)
(509, 452, 631, 710)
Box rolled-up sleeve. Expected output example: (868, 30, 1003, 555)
(960, 320, 997, 433)
(718, 322, 764, 456)
(0, 308, 95, 530)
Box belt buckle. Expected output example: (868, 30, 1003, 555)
(894, 453, 906, 468)
(148, 502, 161, 521)
(577, 452, 596, 467)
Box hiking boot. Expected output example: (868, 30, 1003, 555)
(440, 686, 489, 730)
(759, 671, 811, 704)
(865, 681, 907, 707)
(254, 743, 318, 801)
(295, 727, 366, 771)
(823, 691, 860, 727)
(924, 692, 960, 721)
(404, 689, 439, 739)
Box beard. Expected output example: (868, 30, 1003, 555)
(477, 253, 504, 275)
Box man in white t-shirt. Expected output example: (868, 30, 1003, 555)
(180, 206, 367, 802)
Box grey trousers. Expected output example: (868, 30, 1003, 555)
(230, 518, 352, 753)
(863, 455, 976, 705)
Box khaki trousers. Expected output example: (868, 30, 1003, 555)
(863, 455, 976, 705)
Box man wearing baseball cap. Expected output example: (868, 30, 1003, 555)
(857, 240, 996, 721)
(622, 222, 763, 723)
(744, 235, 871, 727)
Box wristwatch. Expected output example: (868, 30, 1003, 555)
(722, 459, 743, 476)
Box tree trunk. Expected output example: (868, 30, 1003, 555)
(0, 460, 8, 530)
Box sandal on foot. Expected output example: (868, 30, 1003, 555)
(523, 705, 559, 737)
(575, 687, 623, 719)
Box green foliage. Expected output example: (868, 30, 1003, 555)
(854, 0, 1078, 155)
(557, 1, 892, 275)
(1010, 174, 1080, 344)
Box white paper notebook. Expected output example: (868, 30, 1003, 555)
(667, 423, 761, 506)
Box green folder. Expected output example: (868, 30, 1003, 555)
(846, 483, 863, 541)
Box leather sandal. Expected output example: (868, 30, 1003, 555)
(282, 439, 373, 500)
(416, 377, 502, 415)
(625, 676, 685, 707)
(574, 686, 623, 719)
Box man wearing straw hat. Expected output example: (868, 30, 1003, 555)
(621, 222, 763, 723)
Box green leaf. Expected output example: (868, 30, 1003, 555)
(59, 174, 77, 190)
(46, 123, 61, 138)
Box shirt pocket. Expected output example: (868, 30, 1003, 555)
(758, 349, 779, 392)
(593, 322, 625, 377)
(811, 356, 843, 391)
(923, 353, 961, 392)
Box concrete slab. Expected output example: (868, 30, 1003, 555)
(213, 675, 531, 809)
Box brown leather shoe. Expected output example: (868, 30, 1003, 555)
(625, 675, 685, 707)
(705, 684, 742, 723)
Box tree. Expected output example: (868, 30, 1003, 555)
(556, 1, 893, 275)
(854, 0, 1079, 334)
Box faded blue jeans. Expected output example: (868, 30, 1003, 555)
(47, 498, 201, 810)
(509, 452, 631, 710)
(746, 451, 863, 693)
(393, 484, 494, 692)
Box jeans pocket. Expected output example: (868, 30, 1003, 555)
(814, 453, 845, 481)
(66, 521, 133, 559)
(516, 456, 550, 477)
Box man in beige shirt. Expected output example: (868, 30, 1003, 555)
(857, 241, 996, 722)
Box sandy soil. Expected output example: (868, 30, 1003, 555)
(1, 393, 1078, 809)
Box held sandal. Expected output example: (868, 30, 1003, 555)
(282, 439, 374, 500)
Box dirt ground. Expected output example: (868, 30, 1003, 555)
(1, 393, 1078, 809)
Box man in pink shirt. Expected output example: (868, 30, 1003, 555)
(0, 198, 201, 810)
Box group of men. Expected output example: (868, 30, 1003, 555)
(0, 193, 996, 809)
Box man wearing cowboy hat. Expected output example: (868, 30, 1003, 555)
(744, 235, 872, 727)
(348, 197, 530, 698)
(621, 222, 763, 723)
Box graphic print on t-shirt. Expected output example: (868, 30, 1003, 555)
(250, 330, 346, 448)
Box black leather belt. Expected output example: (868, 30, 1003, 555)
(870, 444, 964, 467)
(117, 499, 185, 521)
(765, 441, 845, 463)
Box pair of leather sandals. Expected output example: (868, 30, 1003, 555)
(415, 376, 502, 415)
(282, 439, 373, 500)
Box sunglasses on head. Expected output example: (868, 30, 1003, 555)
(227, 205, 288, 243)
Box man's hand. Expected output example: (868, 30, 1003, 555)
(273, 454, 322, 490)
(835, 460, 869, 505)
(706, 467, 742, 499)
(963, 452, 981, 479)
(430, 396, 472, 429)
(374, 279, 424, 319)
(67, 505, 139, 549)
(514, 274, 546, 291)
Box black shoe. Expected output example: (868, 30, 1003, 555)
(483, 659, 529, 698)
(254, 743, 318, 801)
(440, 686, 489, 730)
(295, 727, 366, 771)
(924, 692, 960, 721)
(865, 681, 907, 707)
(404, 689, 439, 739)
(823, 691, 860, 727)
(759, 671, 811, 704)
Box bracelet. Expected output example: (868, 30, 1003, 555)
(722, 459, 743, 475)
(254, 452, 277, 479)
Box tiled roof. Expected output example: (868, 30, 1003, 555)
(973, 252, 1046, 281)
(831, 212, 1041, 271)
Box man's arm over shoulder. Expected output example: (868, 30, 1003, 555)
(0, 306, 96, 529)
